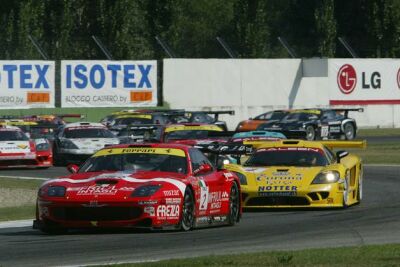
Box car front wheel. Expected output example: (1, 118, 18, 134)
(180, 188, 195, 231)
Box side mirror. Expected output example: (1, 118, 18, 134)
(336, 150, 349, 163)
(67, 164, 79, 174)
(193, 163, 212, 175)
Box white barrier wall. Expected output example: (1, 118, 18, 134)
(163, 58, 400, 130)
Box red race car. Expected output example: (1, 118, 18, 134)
(34, 143, 241, 233)
(0, 125, 52, 168)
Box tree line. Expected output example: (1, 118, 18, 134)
(1, 0, 400, 60)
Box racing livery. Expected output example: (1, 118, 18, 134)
(52, 122, 119, 165)
(235, 110, 288, 132)
(256, 108, 363, 140)
(34, 143, 241, 233)
(224, 139, 365, 208)
(0, 125, 52, 168)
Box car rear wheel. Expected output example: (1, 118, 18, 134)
(180, 188, 195, 231)
(305, 126, 316, 140)
(344, 123, 355, 140)
(227, 182, 240, 226)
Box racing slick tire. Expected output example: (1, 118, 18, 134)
(180, 187, 195, 231)
(343, 123, 356, 140)
(227, 182, 240, 226)
(305, 125, 316, 141)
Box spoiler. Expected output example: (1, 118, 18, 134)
(319, 140, 367, 149)
(332, 108, 363, 118)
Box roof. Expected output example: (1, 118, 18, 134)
(100, 142, 192, 151)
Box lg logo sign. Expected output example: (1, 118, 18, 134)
(337, 64, 381, 94)
(337, 64, 357, 94)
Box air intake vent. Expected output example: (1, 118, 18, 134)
(282, 140, 300, 144)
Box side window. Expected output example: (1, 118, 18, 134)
(189, 148, 213, 173)
(323, 146, 335, 163)
(322, 111, 336, 121)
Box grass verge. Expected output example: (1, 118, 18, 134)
(349, 142, 400, 164)
(0, 177, 43, 221)
(101, 244, 400, 267)
(358, 128, 400, 137)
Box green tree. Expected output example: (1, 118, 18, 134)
(315, 0, 336, 57)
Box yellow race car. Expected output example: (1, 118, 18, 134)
(223, 139, 366, 208)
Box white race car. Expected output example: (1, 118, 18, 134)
(52, 122, 119, 165)
(0, 125, 52, 168)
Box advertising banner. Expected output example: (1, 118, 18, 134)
(0, 61, 55, 108)
(329, 59, 400, 105)
(61, 60, 157, 107)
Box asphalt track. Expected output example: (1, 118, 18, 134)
(0, 164, 399, 267)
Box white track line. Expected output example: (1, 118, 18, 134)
(0, 219, 33, 229)
(0, 175, 49, 181)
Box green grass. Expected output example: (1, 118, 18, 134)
(97, 244, 400, 267)
(0, 177, 42, 221)
(358, 128, 400, 137)
(349, 142, 400, 164)
(0, 105, 170, 123)
(0, 205, 35, 221)
(0, 177, 44, 190)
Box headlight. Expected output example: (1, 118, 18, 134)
(131, 185, 162, 197)
(40, 186, 66, 197)
(60, 139, 79, 149)
(312, 171, 340, 184)
(232, 171, 247, 185)
(36, 143, 50, 151)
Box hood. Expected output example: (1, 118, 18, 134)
(41, 171, 187, 201)
(242, 166, 324, 191)
(0, 140, 31, 153)
(67, 138, 119, 149)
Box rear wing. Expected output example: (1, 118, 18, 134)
(332, 108, 363, 118)
(186, 110, 235, 121)
(319, 140, 367, 149)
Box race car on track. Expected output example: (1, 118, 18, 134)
(52, 122, 119, 165)
(33, 143, 241, 233)
(256, 108, 363, 140)
(235, 110, 288, 132)
(229, 131, 286, 144)
(0, 125, 52, 168)
(154, 123, 232, 145)
(223, 139, 365, 208)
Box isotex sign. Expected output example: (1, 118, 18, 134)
(0, 61, 55, 108)
(330, 59, 400, 105)
(61, 60, 157, 107)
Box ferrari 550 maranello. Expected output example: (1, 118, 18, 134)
(34, 143, 241, 233)
(223, 139, 365, 208)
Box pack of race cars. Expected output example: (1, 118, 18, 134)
(0, 108, 367, 233)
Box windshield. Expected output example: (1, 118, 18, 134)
(281, 112, 319, 122)
(164, 130, 220, 141)
(80, 153, 187, 174)
(64, 128, 115, 138)
(244, 148, 328, 167)
(0, 130, 29, 141)
(114, 117, 152, 125)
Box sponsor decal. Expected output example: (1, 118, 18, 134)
(94, 147, 186, 157)
(165, 198, 181, 204)
(82, 200, 107, 208)
(256, 173, 302, 185)
(91, 221, 98, 227)
(222, 191, 229, 199)
(211, 202, 221, 209)
(337, 64, 357, 94)
(163, 190, 179, 197)
(258, 185, 298, 192)
(76, 185, 118, 195)
(156, 205, 179, 218)
(259, 191, 297, 197)
(329, 126, 341, 133)
(144, 206, 155, 216)
(138, 200, 158, 205)
(119, 186, 136, 191)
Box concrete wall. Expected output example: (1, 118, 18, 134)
(163, 58, 400, 130)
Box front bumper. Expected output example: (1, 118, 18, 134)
(0, 151, 52, 168)
(241, 183, 345, 208)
